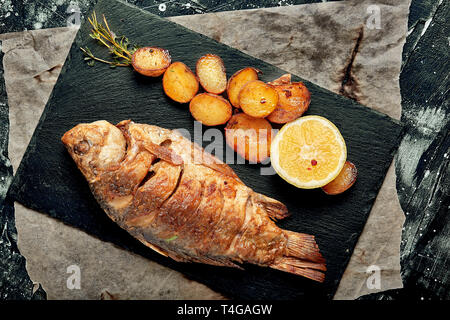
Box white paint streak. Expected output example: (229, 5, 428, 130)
(403, 105, 447, 133)
(398, 106, 446, 187)
(398, 135, 429, 186)
(421, 17, 432, 37)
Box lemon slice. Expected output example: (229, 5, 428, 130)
(271, 115, 347, 189)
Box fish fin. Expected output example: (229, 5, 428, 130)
(116, 120, 183, 166)
(270, 258, 326, 283)
(136, 233, 193, 262)
(270, 230, 326, 283)
(140, 239, 190, 263)
(253, 194, 289, 220)
(190, 256, 244, 269)
(142, 140, 184, 166)
(116, 119, 132, 129)
(138, 235, 240, 267)
(284, 230, 326, 263)
(138, 237, 170, 258)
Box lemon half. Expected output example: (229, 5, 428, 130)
(271, 115, 347, 189)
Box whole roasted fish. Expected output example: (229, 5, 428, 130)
(62, 120, 326, 282)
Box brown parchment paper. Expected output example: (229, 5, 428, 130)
(0, 0, 409, 300)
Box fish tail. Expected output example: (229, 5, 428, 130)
(270, 230, 326, 283)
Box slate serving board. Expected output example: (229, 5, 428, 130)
(8, 0, 404, 299)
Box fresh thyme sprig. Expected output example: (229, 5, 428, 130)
(80, 11, 140, 68)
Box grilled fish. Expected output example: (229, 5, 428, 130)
(62, 120, 326, 282)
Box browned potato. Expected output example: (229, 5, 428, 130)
(225, 113, 273, 163)
(267, 82, 311, 124)
(268, 73, 291, 86)
(226, 67, 260, 108)
(189, 93, 232, 126)
(163, 62, 199, 103)
(131, 47, 171, 77)
(322, 161, 358, 195)
(238, 80, 278, 118)
(196, 54, 227, 94)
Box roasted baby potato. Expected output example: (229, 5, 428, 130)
(189, 93, 232, 126)
(238, 80, 278, 118)
(322, 161, 358, 195)
(196, 54, 227, 94)
(267, 82, 311, 124)
(225, 113, 273, 163)
(163, 62, 199, 103)
(268, 73, 291, 86)
(226, 67, 260, 108)
(131, 47, 171, 77)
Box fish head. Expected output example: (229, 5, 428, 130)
(61, 120, 127, 180)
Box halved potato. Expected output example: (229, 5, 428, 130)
(131, 47, 171, 77)
(226, 67, 260, 108)
(268, 73, 291, 86)
(238, 80, 278, 118)
(267, 82, 311, 124)
(163, 62, 199, 103)
(189, 93, 232, 126)
(196, 54, 227, 94)
(225, 113, 273, 163)
(322, 161, 357, 195)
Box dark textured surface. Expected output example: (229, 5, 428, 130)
(7, 0, 402, 300)
(0, 0, 336, 301)
(1, 0, 449, 301)
(0, 0, 334, 301)
(360, 0, 450, 301)
(0, 48, 46, 300)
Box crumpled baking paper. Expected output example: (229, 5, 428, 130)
(0, 0, 410, 299)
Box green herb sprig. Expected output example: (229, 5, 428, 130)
(165, 235, 178, 242)
(80, 11, 140, 68)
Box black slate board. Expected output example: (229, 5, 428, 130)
(8, 0, 404, 299)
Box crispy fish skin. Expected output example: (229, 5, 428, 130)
(62, 120, 326, 282)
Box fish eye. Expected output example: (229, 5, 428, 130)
(74, 140, 90, 155)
